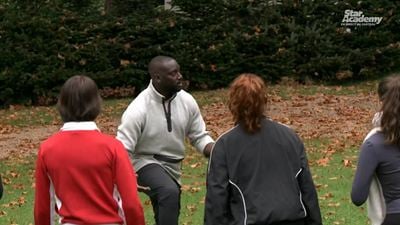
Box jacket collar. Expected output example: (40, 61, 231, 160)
(60, 121, 100, 131)
(148, 80, 178, 102)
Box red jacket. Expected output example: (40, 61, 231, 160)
(34, 122, 145, 225)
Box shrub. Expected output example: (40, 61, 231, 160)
(0, 0, 399, 106)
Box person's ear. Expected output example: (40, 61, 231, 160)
(154, 73, 162, 82)
(151, 72, 159, 81)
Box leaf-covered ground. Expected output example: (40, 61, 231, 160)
(0, 82, 379, 224)
(0, 85, 376, 161)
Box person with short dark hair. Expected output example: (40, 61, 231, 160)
(117, 56, 214, 225)
(352, 74, 400, 225)
(34, 75, 145, 225)
(204, 74, 322, 225)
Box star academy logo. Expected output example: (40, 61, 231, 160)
(341, 10, 383, 27)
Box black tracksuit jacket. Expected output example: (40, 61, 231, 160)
(204, 118, 322, 225)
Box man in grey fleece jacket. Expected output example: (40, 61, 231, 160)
(117, 56, 214, 225)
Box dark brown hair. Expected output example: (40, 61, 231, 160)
(228, 73, 268, 133)
(380, 74, 400, 146)
(377, 76, 393, 101)
(57, 75, 101, 122)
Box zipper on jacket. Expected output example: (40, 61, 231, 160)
(162, 94, 176, 132)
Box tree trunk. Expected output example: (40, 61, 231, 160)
(104, 0, 112, 14)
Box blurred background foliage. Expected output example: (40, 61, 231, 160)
(0, 0, 399, 106)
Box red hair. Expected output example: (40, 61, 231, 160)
(228, 73, 268, 133)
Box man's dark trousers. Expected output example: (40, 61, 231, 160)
(137, 163, 181, 225)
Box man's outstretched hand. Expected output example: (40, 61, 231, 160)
(137, 184, 151, 192)
(203, 142, 215, 158)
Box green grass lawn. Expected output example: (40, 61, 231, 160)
(0, 143, 369, 225)
(0, 82, 378, 225)
(305, 139, 369, 225)
(0, 155, 36, 225)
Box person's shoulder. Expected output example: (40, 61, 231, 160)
(96, 132, 123, 144)
(263, 119, 301, 142)
(130, 88, 151, 104)
(215, 125, 241, 143)
(364, 131, 384, 147)
(265, 118, 294, 133)
(176, 90, 200, 110)
(363, 127, 381, 142)
(90, 132, 127, 152)
(41, 131, 63, 145)
(123, 89, 151, 114)
(96, 131, 115, 139)
(177, 90, 196, 101)
(38, 131, 65, 153)
(360, 132, 384, 157)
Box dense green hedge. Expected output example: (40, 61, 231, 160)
(0, 0, 399, 106)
